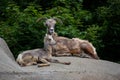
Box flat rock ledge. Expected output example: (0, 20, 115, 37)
(0, 37, 120, 80)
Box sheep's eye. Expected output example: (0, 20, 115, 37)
(48, 39, 51, 41)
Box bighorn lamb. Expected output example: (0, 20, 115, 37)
(16, 34, 71, 67)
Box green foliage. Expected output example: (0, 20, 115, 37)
(0, 3, 45, 58)
(95, 0, 120, 61)
(56, 25, 81, 38)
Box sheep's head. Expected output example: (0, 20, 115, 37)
(36, 17, 62, 35)
(45, 18, 56, 34)
(44, 34, 56, 45)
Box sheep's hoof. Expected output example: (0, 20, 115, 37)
(32, 62, 37, 65)
(64, 62, 71, 65)
(37, 64, 50, 67)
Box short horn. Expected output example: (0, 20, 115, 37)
(36, 17, 48, 22)
(53, 17, 63, 24)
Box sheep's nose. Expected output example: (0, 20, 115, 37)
(50, 29, 54, 32)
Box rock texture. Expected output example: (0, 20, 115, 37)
(0, 37, 120, 80)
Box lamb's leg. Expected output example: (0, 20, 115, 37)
(37, 59, 50, 67)
(26, 62, 37, 66)
(47, 58, 71, 65)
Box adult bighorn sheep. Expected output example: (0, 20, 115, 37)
(36, 17, 62, 35)
(37, 17, 99, 59)
(49, 33, 99, 59)
(16, 34, 71, 67)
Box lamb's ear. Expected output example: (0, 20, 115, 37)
(36, 17, 47, 23)
(53, 32, 58, 37)
(45, 34, 48, 37)
(52, 33, 58, 39)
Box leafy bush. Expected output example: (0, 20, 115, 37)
(0, 3, 45, 58)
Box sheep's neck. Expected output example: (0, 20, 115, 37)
(44, 43, 52, 54)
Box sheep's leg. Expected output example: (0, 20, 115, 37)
(25, 56, 38, 66)
(53, 51, 71, 57)
(72, 53, 81, 57)
(37, 59, 50, 67)
(26, 62, 37, 66)
(79, 52, 93, 59)
(83, 47, 99, 59)
(47, 59, 71, 65)
(18, 55, 37, 67)
(80, 43, 99, 59)
(54, 53, 71, 57)
(38, 63, 50, 67)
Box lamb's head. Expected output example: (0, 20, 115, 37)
(44, 34, 56, 45)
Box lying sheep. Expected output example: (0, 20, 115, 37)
(16, 34, 71, 67)
(46, 33, 99, 59)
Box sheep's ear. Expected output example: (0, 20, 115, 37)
(53, 32, 58, 37)
(45, 34, 47, 36)
(45, 34, 48, 37)
(36, 17, 47, 23)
